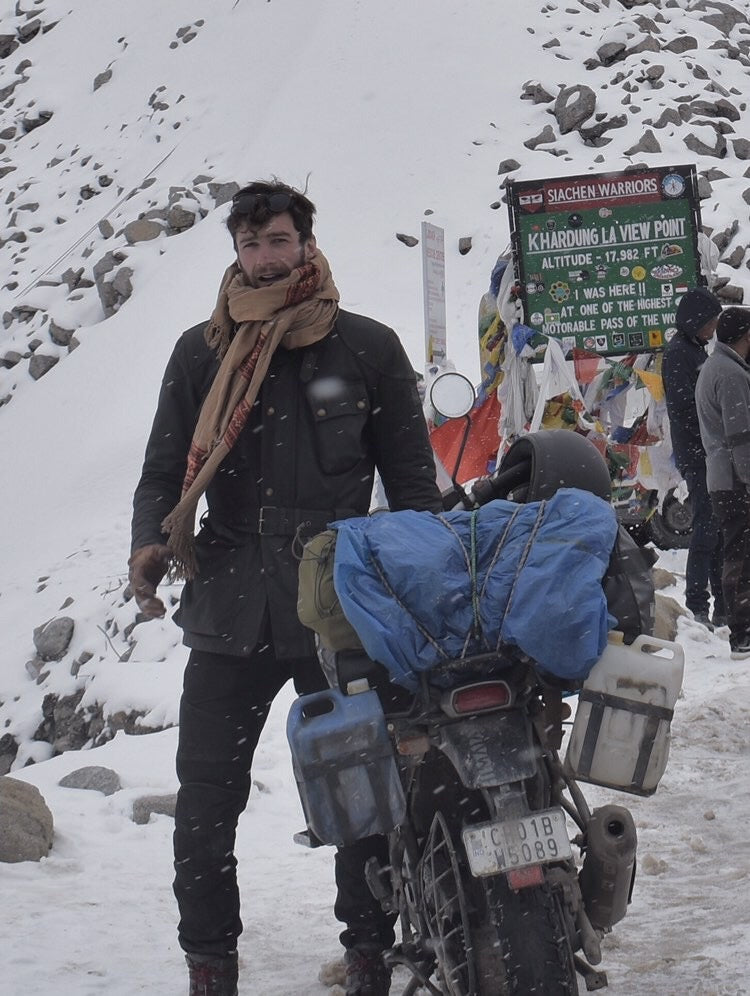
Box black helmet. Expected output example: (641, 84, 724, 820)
(488, 429, 611, 504)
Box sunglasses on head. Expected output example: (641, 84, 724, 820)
(230, 190, 293, 216)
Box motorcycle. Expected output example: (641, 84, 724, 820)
(289, 372, 682, 995)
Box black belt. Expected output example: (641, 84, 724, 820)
(234, 506, 358, 537)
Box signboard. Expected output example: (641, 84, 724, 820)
(506, 165, 704, 358)
(421, 221, 447, 365)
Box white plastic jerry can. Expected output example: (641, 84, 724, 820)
(564, 632, 685, 796)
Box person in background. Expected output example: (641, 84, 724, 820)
(662, 286, 725, 629)
(696, 306, 750, 660)
(128, 179, 442, 996)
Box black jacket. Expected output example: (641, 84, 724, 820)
(132, 310, 442, 658)
(662, 329, 709, 475)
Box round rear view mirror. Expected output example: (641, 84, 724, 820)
(430, 372, 476, 419)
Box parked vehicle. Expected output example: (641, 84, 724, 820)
(290, 373, 683, 995)
(612, 477, 692, 551)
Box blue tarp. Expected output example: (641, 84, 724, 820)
(332, 489, 618, 690)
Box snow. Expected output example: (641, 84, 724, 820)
(1, 0, 749, 993)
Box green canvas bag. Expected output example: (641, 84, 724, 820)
(297, 529, 363, 651)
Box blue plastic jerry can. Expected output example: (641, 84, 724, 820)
(286, 687, 406, 847)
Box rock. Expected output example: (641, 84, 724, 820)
(166, 204, 197, 232)
(208, 181, 240, 207)
(93, 68, 112, 91)
(396, 233, 419, 247)
(699, 4, 746, 34)
(70, 650, 93, 677)
(0, 734, 18, 776)
(596, 41, 627, 66)
(697, 175, 713, 200)
(1, 350, 22, 368)
(688, 97, 740, 122)
(497, 158, 521, 174)
(702, 168, 729, 182)
(641, 64, 665, 84)
(652, 593, 686, 642)
(717, 283, 744, 304)
(723, 245, 745, 269)
(22, 111, 52, 133)
(18, 19, 42, 43)
(520, 81, 554, 104)
(458, 236, 472, 256)
(111, 266, 134, 301)
(49, 321, 74, 346)
(34, 690, 89, 754)
(624, 129, 661, 156)
(33, 617, 74, 661)
(98, 219, 114, 238)
(123, 218, 163, 244)
(25, 657, 45, 680)
(0, 34, 19, 59)
(628, 35, 661, 57)
(60, 267, 85, 290)
(580, 113, 627, 143)
(554, 84, 596, 134)
(132, 793, 177, 825)
(28, 352, 59, 380)
(663, 35, 698, 54)
(0, 776, 54, 863)
(59, 766, 121, 796)
(684, 129, 727, 159)
(731, 138, 750, 160)
(652, 567, 677, 591)
(93, 251, 122, 282)
(524, 124, 557, 149)
(712, 218, 739, 255)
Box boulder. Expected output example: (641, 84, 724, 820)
(524, 124, 557, 150)
(59, 766, 121, 796)
(0, 777, 54, 863)
(33, 617, 74, 661)
(624, 129, 662, 156)
(132, 793, 177, 825)
(554, 84, 597, 135)
(123, 218, 163, 245)
(652, 567, 678, 591)
(652, 593, 686, 642)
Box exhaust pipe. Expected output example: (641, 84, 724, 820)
(579, 804, 637, 929)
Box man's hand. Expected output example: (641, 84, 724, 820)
(128, 544, 172, 619)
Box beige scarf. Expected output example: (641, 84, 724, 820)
(161, 250, 339, 578)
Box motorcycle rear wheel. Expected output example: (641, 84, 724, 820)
(484, 873, 578, 995)
(421, 811, 578, 995)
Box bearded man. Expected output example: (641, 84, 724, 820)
(129, 179, 442, 995)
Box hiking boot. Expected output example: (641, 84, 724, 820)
(186, 952, 238, 996)
(730, 644, 750, 661)
(712, 612, 728, 628)
(344, 945, 391, 995)
(692, 611, 714, 631)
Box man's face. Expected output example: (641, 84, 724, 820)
(235, 212, 316, 288)
(697, 316, 718, 343)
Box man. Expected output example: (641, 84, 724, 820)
(696, 306, 750, 660)
(129, 179, 442, 995)
(662, 286, 725, 628)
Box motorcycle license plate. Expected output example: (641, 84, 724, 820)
(462, 808, 571, 877)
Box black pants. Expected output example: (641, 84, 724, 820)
(710, 489, 750, 649)
(173, 641, 395, 957)
(683, 465, 724, 617)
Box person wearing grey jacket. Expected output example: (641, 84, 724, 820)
(662, 286, 724, 628)
(695, 306, 750, 659)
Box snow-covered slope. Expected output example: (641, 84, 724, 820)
(1, 1, 749, 993)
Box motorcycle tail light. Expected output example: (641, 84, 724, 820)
(507, 864, 545, 891)
(443, 680, 512, 716)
